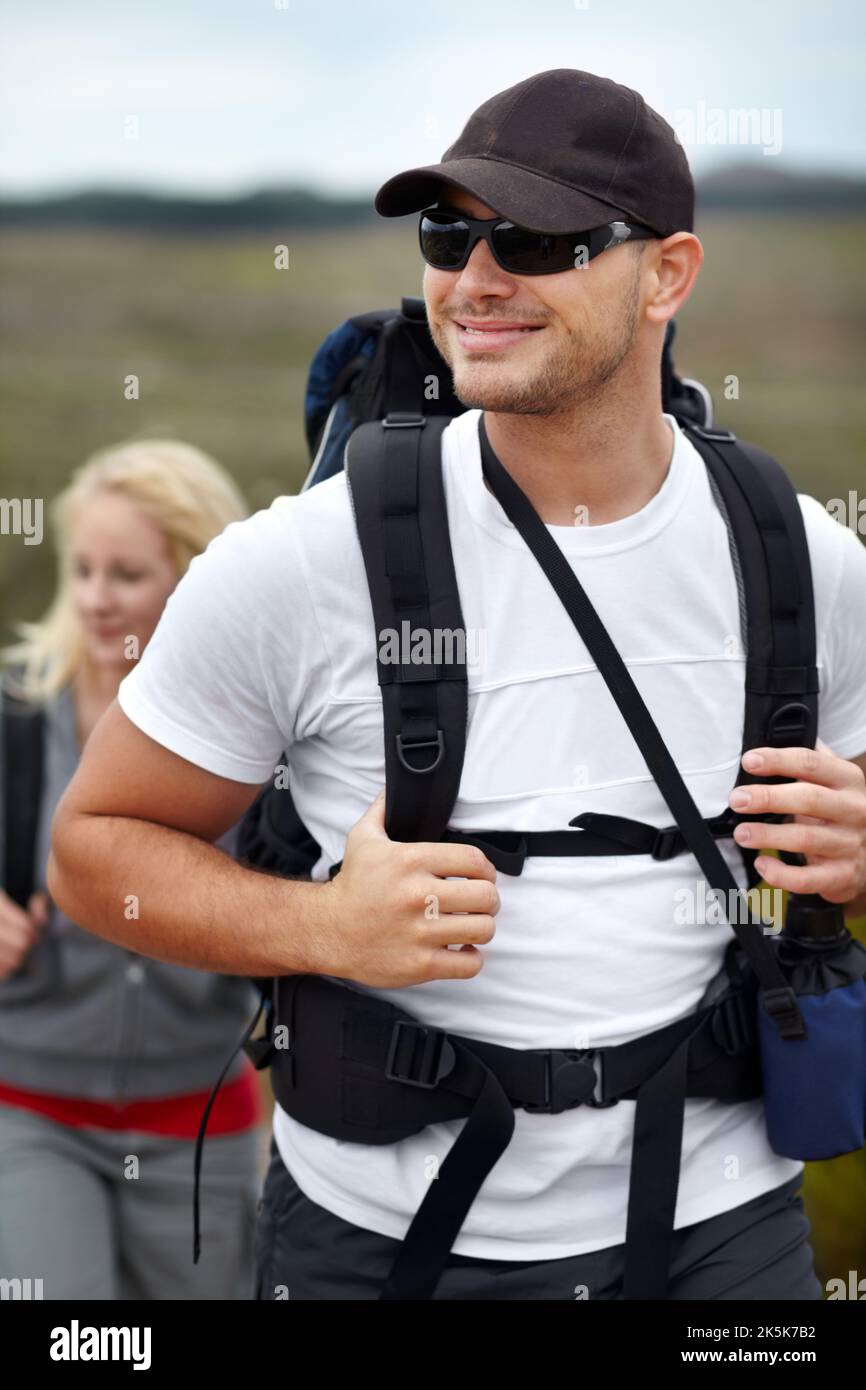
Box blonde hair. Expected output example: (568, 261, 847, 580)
(1, 439, 249, 703)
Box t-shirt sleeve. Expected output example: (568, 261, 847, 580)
(117, 500, 315, 784)
(801, 494, 866, 761)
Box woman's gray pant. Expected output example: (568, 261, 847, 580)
(0, 1102, 262, 1299)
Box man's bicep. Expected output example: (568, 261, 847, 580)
(56, 700, 265, 843)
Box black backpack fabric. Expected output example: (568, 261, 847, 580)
(1, 676, 46, 909)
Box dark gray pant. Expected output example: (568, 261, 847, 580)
(254, 1141, 823, 1301)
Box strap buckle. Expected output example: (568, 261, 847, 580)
(651, 825, 682, 861)
(385, 1021, 456, 1089)
(395, 730, 445, 774)
(524, 1049, 615, 1114)
(759, 986, 807, 1040)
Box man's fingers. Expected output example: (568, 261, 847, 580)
(404, 841, 498, 883)
(733, 819, 859, 859)
(731, 779, 865, 824)
(752, 854, 861, 904)
(424, 914, 497, 948)
(425, 943, 486, 981)
(742, 744, 866, 791)
(420, 876, 500, 916)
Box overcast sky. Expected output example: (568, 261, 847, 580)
(1, 0, 864, 197)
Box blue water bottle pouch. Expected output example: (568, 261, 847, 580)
(758, 899, 866, 1161)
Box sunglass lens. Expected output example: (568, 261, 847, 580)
(419, 214, 470, 269)
(493, 223, 575, 274)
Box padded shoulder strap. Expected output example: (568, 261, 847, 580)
(685, 425, 819, 765)
(1, 682, 45, 907)
(345, 414, 468, 842)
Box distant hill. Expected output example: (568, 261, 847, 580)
(1, 165, 864, 229)
(697, 162, 866, 210)
(0, 187, 378, 230)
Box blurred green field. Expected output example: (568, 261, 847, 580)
(1, 212, 865, 1287)
(1, 213, 865, 630)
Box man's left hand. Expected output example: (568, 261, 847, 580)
(728, 743, 866, 905)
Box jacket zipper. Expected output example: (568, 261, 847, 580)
(109, 950, 146, 1104)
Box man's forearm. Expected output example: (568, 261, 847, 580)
(48, 811, 331, 976)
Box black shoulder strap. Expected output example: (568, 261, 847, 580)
(685, 425, 819, 766)
(559, 422, 821, 888)
(1, 680, 46, 908)
(477, 413, 805, 1038)
(345, 414, 468, 843)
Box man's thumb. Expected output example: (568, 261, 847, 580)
(354, 788, 388, 838)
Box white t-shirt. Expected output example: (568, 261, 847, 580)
(117, 408, 866, 1259)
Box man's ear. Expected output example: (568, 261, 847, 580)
(645, 232, 703, 326)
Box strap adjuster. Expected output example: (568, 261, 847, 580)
(759, 986, 807, 1040)
(651, 826, 682, 861)
(385, 1021, 456, 1088)
(766, 702, 811, 747)
(396, 730, 445, 774)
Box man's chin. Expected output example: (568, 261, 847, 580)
(452, 370, 545, 414)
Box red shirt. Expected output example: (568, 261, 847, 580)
(0, 1060, 263, 1137)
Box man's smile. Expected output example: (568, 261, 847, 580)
(452, 318, 547, 352)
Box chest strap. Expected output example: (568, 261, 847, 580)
(439, 810, 745, 874)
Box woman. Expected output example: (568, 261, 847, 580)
(0, 439, 265, 1299)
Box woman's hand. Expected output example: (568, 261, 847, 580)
(0, 887, 50, 979)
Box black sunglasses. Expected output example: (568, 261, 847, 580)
(418, 207, 658, 276)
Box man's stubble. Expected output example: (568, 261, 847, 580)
(428, 254, 643, 418)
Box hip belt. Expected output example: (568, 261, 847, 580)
(245, 946, 761, 1301)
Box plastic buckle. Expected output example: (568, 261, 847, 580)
(524, 1050, 609, 1114)
(759, 986, 807, 1040)
(651, 826, 682, 861)
(385, 1021, 456, 1089)
(582, 1050, 619, 1109)
(395, 730, 445, 774)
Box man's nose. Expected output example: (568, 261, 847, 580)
(454, 236, 516, 298)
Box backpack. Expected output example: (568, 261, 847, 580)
(210, 299, 832, 1302)
(301, 298, 712, 492)
(237, 305, 724, 883)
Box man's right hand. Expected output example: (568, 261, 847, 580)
(314, 790, 500, 988)
(0, 887, 50, 980)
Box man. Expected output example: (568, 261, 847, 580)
(48, 69, 866, 1300)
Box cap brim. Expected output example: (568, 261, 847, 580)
(374, 156, 635, 234)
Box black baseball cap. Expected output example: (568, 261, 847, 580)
(374, 68, 693, 238)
